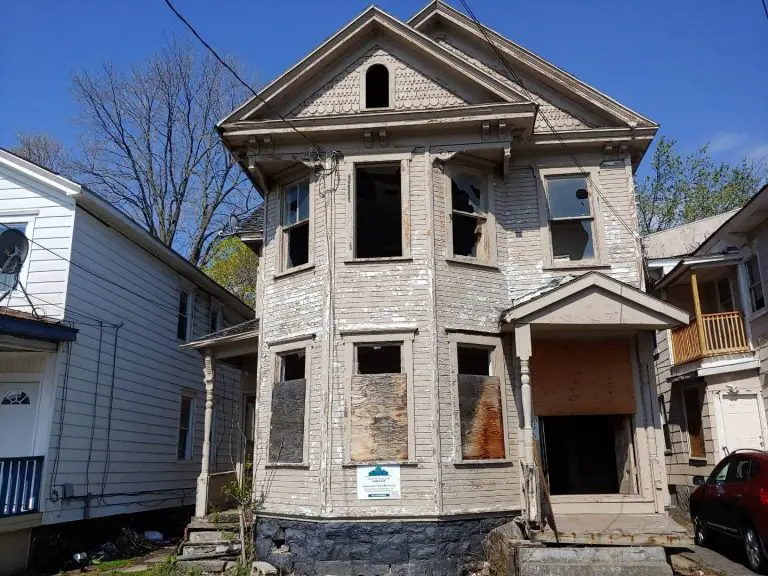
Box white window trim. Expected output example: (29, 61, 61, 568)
(681, 384, 706, 461)
(0, 211, 37, 290)
(742, 251, 766, 318)
(359, 61, 395, 111)
(346, 154, 412, 263)
(275, 172, 315, 278)
(443, 163, 498, 267)
(266, 335, 314, 467)
(448, 332, 511, 464)
(341, 328, 416, 465)
(177, 282, 196, 342)
(177, 388, 197, 462)
(535, 165, 607, 270)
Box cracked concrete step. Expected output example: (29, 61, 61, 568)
(176, 557, 232, 573)
(182, 541, 242, 557)
(188, 529, 239, 543)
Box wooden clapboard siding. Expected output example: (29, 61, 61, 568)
(41, 207, 248, 525)
(531, 339, 635, 416)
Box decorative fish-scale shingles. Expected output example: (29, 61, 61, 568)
(289, 47, 466, 117)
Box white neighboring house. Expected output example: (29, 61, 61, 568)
(0, 148, 253, 575)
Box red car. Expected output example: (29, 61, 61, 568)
(690, 449, 768, 573)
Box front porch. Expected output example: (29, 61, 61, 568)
(501, 273, 689, 524)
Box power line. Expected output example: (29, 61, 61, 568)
(161, 0, 319, 151)
(457, 0, 642, 245)
(0, 221, 188, 316)
(763, 0, 768, 20)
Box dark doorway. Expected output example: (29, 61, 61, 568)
(541, 415, 621, 495)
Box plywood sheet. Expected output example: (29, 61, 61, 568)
(269, 378, 306, 463)
(350, 373, 408, 462)
(458, 375, 505, 460)
(531, 339, 635, 416)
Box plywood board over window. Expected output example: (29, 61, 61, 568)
(342, 329, 416, 464)
(531, 339, 635, 416)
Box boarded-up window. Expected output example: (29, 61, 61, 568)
(457, 346, 505, 460)
(683, 387, 705, 459)
(269, 351, 307, 463)
(350, 344, 408, 462)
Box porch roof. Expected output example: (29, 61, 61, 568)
(653, 253, 742, 291)
(500, 272, 688, 330)
(181, 318, 260, 352)
(0, 307, 78, 350)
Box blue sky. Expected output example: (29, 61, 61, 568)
(1, 0, 767, 178)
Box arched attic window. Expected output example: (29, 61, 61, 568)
(365, 64, 389, 109)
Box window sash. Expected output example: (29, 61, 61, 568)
(177, 291, 190, 340)
(546, 176, 592, 219)
(282, 181, 310, 226)
(177, 395, 194, 460)
(550, 218, 596, 261)
(746, 257, 765, 311)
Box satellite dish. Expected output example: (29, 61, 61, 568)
(0, 229, 30, 302)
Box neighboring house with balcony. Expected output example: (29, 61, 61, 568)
(0, 148, 252, 575)
(648, 190, 768, 508)
(179, 3, 691, 574)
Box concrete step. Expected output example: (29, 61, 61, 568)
(188, 520, 241, 531)
(514, 546, 673, 576)
(182, 541, 242, 557)
(188, 529, 239, 543)
(176, 557, 232, 573)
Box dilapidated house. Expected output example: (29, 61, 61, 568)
(183, 2, 691, 573)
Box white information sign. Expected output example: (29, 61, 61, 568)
(356, 465, 401, 500)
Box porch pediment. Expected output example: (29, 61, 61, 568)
(501, 272, 688, 330)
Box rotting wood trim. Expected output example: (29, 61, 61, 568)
(350, 373, 408, 462)
(458, 375, 505, 460)
(268, 377, 307, 463)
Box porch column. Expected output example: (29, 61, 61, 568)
(690, 269, 707, 353)
(195, 351, 216, 518)
(515, 323, 538, 523)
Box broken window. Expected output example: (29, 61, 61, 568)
(282, 180, 310, 270)
(745, 255, 765, 313)
(456, 345, 505, 460)
(546, 176, 595, 262)
(451, 171, 489, 259)
(355, 164, 402, 258)
(269, 351, 307, 463)
(350, 343, 408, 462)
(365, 64, 389, 109)
(683, 387, 705, 459)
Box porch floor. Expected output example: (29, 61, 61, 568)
(533, 513, 692, 548)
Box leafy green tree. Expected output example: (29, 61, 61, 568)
(204, 237, 258, 307)
(637, 136, 764, 234)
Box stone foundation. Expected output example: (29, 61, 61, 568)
(254, 515, 512, 575)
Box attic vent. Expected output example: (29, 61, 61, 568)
(365, 64, 389, 109)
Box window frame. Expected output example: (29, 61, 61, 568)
(449, 332, 510, 464)
(535, 165, 606, 269)
(360, 62, 394, 111)
(0, 211, 37, 290)
(177, 388, 196, 462)
(443, 163, 498, 267)
(176, 283, 195, 342)
(341, 328, 416, 465)
(276, 173, 314, 277)
(681, 385, 706, 461)
(658, 394, 672, 453)
(209, 299, 222, 334)
(346, 155, 412, 263)
(744, 254, 765, 315)
(266, 336, 314, 467)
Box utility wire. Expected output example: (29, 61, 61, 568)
(0, 221, 190, 316)
(161, 0, 319, 151)
(763, 0, 768, 21)
(457, 0, 642, 244)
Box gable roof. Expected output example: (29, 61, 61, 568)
(694, 183, 768, 256)
(501, 272, 687, 329)
(0, 148, 253, 318)
(220, 5, 531, 126)
(409, 1, 656, 129)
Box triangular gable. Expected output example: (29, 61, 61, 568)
(501, 272, 687, 329)
(220, 6, 530, 125)
(287, 46, 470, 119)
(410, 1, 657, 130)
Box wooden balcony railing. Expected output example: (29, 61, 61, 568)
(0, 456, 44, 518)
(671, 311, 750, 365)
